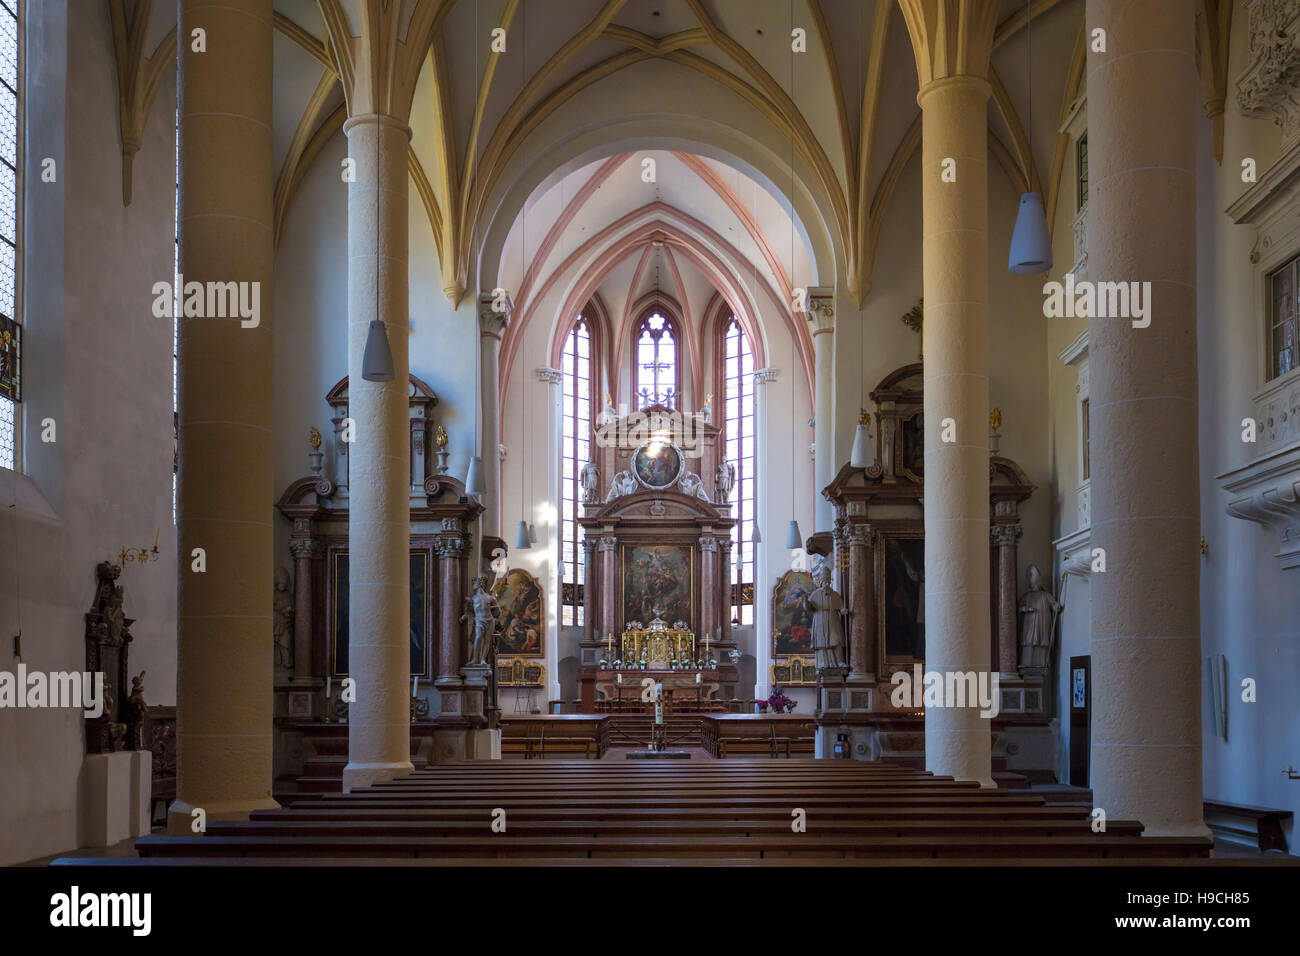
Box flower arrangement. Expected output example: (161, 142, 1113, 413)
(767, 686, 795, 714)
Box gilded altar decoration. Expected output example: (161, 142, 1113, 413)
(493, 568, 544, 657)
(497, 657, 545, 687)
(118, 528, 161, 565)
(770, 657, 817, 686)
(309, 425, 322, 449)
(771, 568, 815, 657)
(620, 617, 696, 668)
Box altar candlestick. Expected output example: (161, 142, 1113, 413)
(326, 676, 332, 697)
(412, 676, 418, 697)
(696, 672, 702, 684)
(616, 673, 622, 684)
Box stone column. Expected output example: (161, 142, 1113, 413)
(435, 529, 468, 682)
(170, 0, 278, 833)
(847, 523, 874, 680)
(479, 295, 510, 541)
(699, 536, 718, 653)
(1086, 0, 1207, 839)
(582, 536, 599, 644)
(752, 368, 780, 700)
(599, 536, 619, 650)
(289, 533, 320, 682)
(806, 289, 835, 532)
(901, 0, 999, 787)
(718, 536, 733, 645)
(341, 111, 414, 792)
(991, 525, 1021, 676)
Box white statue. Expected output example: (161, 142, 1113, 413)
(461, 574, 501, 667)
(716, 460, 736, 505)
(580, 460, 600, 504)
(1018, 565, 1062, 673)
(677, 471, 712, 501)
(803, 562, 847, 673)
(604, 470, 638, 502)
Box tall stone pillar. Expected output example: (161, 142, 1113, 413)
(1086, 0, 1207, 839)
(718, 536, 733, 646)
(170, 0, 278, 833)
(847, 523, 874, 680)
(599, 536, 619, 651)
(991, 525, 1021, 676)
(806, 289, 835, 532)
(752, 368, 780, 699)
(340, 111, 414, 792)
(900, 0, 999, 787)
(479, 294, 510, 541)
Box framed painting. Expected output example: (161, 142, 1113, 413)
(493, 568, 544, 657)
(328, 546, 432, 678)
(771, 568, 815, 657)
(631, 439, 684, 490)
(621, 544, 693, 628)
(879, 532, 925, 662)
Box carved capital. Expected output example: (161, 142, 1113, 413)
(598, 536, 619, 552)
(846, 523, 873, 547)
(289, 537, 321, 561)
(435, 535, 469, 560)
(478, 291, 510, 338)
(898, 0, 998, 88)
(698, 537, 719, 553)
(990, 524, 1022, 548)
(1236, 0, 1300, 146)
(582, 536, 600, 557)
(754, 367, 780, 386)
(805, 287, 835, 335)
(536, 367, 563, 386)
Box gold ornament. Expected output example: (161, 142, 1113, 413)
(435, 424, 449, 449)
(989, 408, 1002, 431)
(308, 426, 322, 449)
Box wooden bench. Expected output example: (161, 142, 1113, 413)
(1203, 799, 1293, 853)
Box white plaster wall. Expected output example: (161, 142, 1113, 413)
(0, 3, 178, 865)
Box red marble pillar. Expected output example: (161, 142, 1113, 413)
(848, 523, 875, 680)
(582, 536, 599, 643)
(289, 534, 319, 680)
(992, 524, 1021, 674)
(599, 536, 619, 648)
(719, 536, 733, 644)
(436, 532, 468, 680)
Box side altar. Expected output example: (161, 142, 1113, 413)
(575, 404, 740, 710)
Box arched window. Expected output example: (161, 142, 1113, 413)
(560, 317, 592, 626)
(634, 311, 678, 408)
(721, 313, 755, 625)
(0, 1, 23, 471)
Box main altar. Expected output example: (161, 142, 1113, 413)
(575, 403, 740, 710)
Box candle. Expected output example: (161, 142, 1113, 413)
(412, 675, 418, 697)
(616, 673, 622, 684)
(326, 676, 332, 697)
(696, 672, 702, 684)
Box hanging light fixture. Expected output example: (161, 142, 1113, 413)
(465, 455, 484, 495)
(1008, 0, 1052, 275)
(528, 523, 537, 544)
(751, 525, 761, 544)
(361, 321, 394, 382)
(850, 409, 872, 468)
(785, 520, 802, 550)
(514, 519, 531, 550)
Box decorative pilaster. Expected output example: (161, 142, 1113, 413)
(599, 536, 619, 645)
(582, 536, 599, 644)
(480, 294, 511, 540)
(806, 289, 835, 532)
(288, 533, 321, 685)
(698, 536, 719, 649)
(434, 528, 470, 683)
(718, 536, 734, 646)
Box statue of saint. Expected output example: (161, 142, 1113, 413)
(716, 460, 736, 505)
(1018, 564, 1062, 673)
(462, 574, 502, 667)
(580, 460, 600, 503)
(273, 566, 294, 670)
(803, 562, 847, 673)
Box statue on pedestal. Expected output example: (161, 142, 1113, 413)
(804, 562, 847, 674)
(1018, 565, 1062, 674)
(580, 460, 600, 504)
(463, 574, 502, 667)
(273, 566, 294, 670)
(716, 460, 735, 505)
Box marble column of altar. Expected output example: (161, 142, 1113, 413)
(599, 536, 619, 645)
(289, 534, 320, 685)
(699, 537, 718, 653)
(718, 536, 733, 646)
(435, 529, 468, 682)
(847, 523, 874, 680)
(992, 524, 1021, 676)
(583, 536, 599, 646)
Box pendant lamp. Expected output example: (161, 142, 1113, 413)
(1008, 0, 1053, 275)
(465, 455, 485, 496)
(785, 520, 803, 550)
(514, 520, 531, 550)
(850, 409, 872, 468)
(361, 321, 395, 382)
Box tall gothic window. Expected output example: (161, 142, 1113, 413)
(560, 317, 592, 626)
(634, 311, 677, 407)
(722, 314, 755, 625)
(0, 1, 21, 471)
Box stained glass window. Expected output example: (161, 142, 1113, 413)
(560, 317, 591, 626)
(722, 313, 755, 625)
(634, 312, 677, 408)
(0, 0, 20, 471)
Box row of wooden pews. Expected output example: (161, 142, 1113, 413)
(113, 759, 1215, 865)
